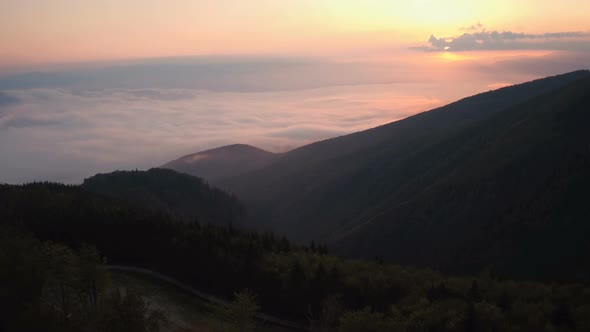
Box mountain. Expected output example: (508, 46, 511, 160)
(334, 75, 590, 279)
(161, 144, 279, 184)
(219, 70, 590, 279)
(81, 168, 245, 226)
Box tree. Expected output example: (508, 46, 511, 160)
(289, 260, 307, 290)
(318, 295, 344, 332)
(77, 245, 109, 312)
(339, 307, 388, 332)
(469, 280, 483, 303)
(41, 242, 79, 323)
(95, 288, 168, 332)
(0, 226, 46, 332)
(224, 289, 260, 332)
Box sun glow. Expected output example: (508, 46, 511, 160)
(437, 52, 475, 62)
(1, 0, 589, 67)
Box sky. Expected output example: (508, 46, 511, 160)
(0, 1, 589, 183)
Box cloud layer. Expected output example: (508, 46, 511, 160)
(0, 56, 411, 91)
(419, 29, 590, 52)
(1, 53, 587, 184)
(0, 84, 449, 183)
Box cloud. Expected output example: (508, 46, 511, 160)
(0, 91, 19, 113)
(486, 82, 512, 90)
(3, 117, 60, 128)
(462, 51, 590, 78)
(0, 56, 406, 92)
(460, 22, 484, 31)
(0, 91, 21, 121)
(416, 29, 590, 52)
(2, 54, 586, 184)
(268, 125, 352, 140)
(0, 84, 446, 184)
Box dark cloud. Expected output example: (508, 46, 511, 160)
(68, 89, 196, 100)
(126, 89, 196, 100)
(3, 118, 60, 128)
(0, 91, 19, 107)
(0, 56, 400, 92)
(465, 51, 590, 78)
(0, 57, 311, 91)
(0, 91, 20, 119)
(415, 30, 590, 52)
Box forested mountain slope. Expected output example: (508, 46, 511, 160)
(220, 71, 590, 279)
(333, 75, 590, 280)
(82, 168, 245, 226)
(3, 182, 590, 332)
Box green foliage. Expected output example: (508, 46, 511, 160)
(223, 289, 260, 332)
(81, 168, 246, 226)
(2, 179, 590, 331)
(95, 289, 168, 332)
(0, 226, 166, 332)
(316, 295, 344, 331)
(0, 226, 46, 331)
(77, 245, 109, 311)
(338, 307, 396, 332)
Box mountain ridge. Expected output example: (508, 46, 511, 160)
(161, 144, 279, 184)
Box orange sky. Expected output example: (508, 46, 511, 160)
(1, 0, 589, 67)
(0, 1, 589, 183)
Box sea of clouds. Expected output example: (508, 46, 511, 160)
(0, 52, 587, 183)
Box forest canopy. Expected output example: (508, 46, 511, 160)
(2, 180, 590, 331)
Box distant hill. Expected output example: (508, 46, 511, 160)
(220, 70, 590, 279)
(82, 168, 245, 226)
(161, 144, 279, 184)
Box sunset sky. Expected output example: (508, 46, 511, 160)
(1, 0, 590, 66)
(0, 1, 589, 183)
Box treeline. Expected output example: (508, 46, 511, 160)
(1, 183, 590, 331)
(81, 168, 246, 226)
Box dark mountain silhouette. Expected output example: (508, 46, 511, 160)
(217, 70, 590, 279)
(333, 75, 590, 279)
(81, 168, 245, 226)
(161, 144, 279, 184)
